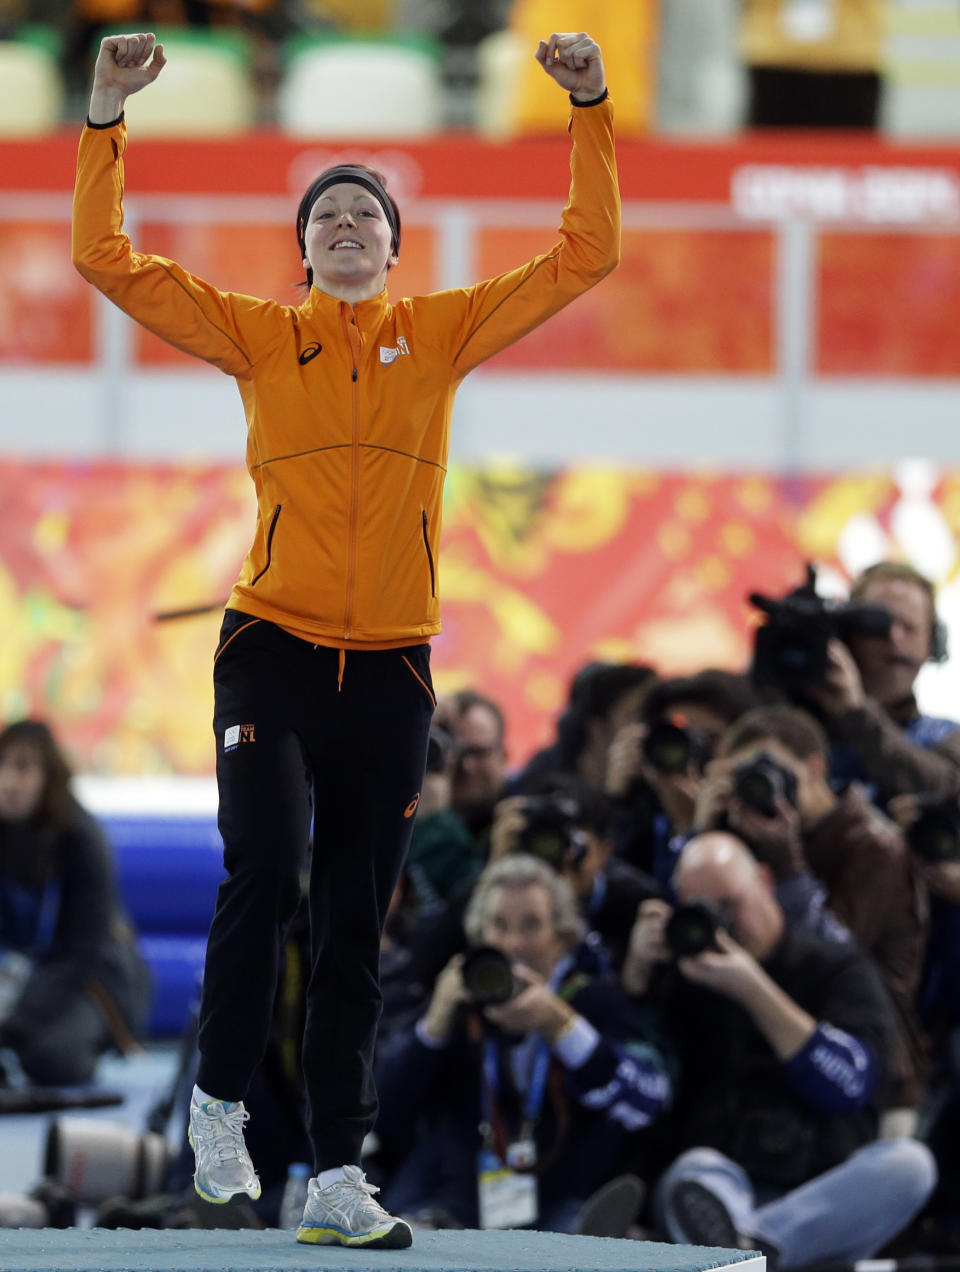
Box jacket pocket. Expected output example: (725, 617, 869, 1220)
(421, 509, 436, 598)
(252, 504, 281, 586)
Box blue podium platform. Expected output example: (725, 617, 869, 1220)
(0, 1228, 765, 1272)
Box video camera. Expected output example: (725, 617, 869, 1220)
(513, 794, 589, 870)
(749, 564, 891, 691)
(908, 793, 960, 864)
(665, 898, 732, 958)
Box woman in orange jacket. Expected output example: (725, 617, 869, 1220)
(73, 29, 619, 1247)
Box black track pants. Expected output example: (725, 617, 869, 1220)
(195, 609, 435, 1169)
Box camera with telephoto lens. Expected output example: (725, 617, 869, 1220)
(749, 564, 891, 691)
(643, 718, 710, 776)
(513, 794, 588, 870)
(908, 792, 960, 863)
(460, 944, 518, 1006)
(665, 898, 732, 958)
(732, 750, 799, 819)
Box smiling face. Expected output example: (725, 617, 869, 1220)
(301, 182, 398, 302)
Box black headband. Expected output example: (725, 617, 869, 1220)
(296, 166, 401, 265)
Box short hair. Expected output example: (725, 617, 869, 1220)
(723, 703, 828, 762)
(568, 662, 657, 723)
(0, 718, 76, 827)
(463, 854, 586, 949)
(451, 689, 506, 747)
(509, 770, 616, 839)
(641, 669, 758, 727)
(851, 561, 937, 621)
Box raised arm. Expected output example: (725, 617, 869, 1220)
(73, 33, 277, 378)
(420, 32, 620, 376)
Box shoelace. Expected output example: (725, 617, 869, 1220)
(199, 1104, 250, 1163)
(323, 1169, 389, 1221)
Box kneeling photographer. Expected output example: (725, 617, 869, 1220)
(701, 705, 929, 1114)
(750, 562, 960, 805)
(622, 833, 935, 1268)
(373, 855, 670, 1233)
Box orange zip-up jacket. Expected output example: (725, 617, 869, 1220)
(72, 99, 620, 649)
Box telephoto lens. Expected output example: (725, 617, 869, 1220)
(460, 944, 518, 1006)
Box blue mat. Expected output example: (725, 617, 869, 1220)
(0, 1228, 764, 1272)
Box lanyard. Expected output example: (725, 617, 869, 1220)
(478, 951, 575, 1144)
(481, 1034, 551, 1132)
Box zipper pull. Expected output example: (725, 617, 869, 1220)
(352, 368, 358, 381)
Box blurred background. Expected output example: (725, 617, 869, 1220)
(1, 0, 960, 775)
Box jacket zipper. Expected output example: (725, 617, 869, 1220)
(252, 503, 281, 585)
(343, 309, 363, 639)
(421, 509, 436, 597)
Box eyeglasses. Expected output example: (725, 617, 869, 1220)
(457, 745, 503, 764)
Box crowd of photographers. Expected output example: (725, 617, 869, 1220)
(11, 557, 956, 1257)
(359, 558, 958, 1261)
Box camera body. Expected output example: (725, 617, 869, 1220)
(461, 944, 518, 1006)
(665, 898, 731, 958)
(750, 565, 891, 691)
(731, 750, 799, 819)
(908, 793, 960, 863)
(643, 719, 710, 776)
(514, 794, 588, 870)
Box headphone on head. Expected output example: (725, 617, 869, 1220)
(854, 563, 949, 665)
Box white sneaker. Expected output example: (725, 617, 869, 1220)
(188, 1093, 262, 1204)
(296, 1166, 412, 1248)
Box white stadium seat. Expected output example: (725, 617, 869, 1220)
(0, 40, 65, 137)
(121, 33, 255, 137)
(278, 39, 443, 138)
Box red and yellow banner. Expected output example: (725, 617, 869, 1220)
(0, 458, 948, 774)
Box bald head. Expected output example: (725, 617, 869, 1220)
(674, 832, 783, 959)
(676, 832, 756, 887)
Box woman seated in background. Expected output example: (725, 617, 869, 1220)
(0, 719, 150, 1087)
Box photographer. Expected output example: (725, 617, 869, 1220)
(701, 705, 929, 1114)
(753, 562, 960, 802)
(490, 774, 661, 972)
(511, 662, 656, 792)
(605, 670, 758, 878)
(374, 855, 670, 1232)
(623, 833, 935, 1267)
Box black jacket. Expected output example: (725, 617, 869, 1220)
(0, 807, 150, 1048)
(647, 926, 897, 1188)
